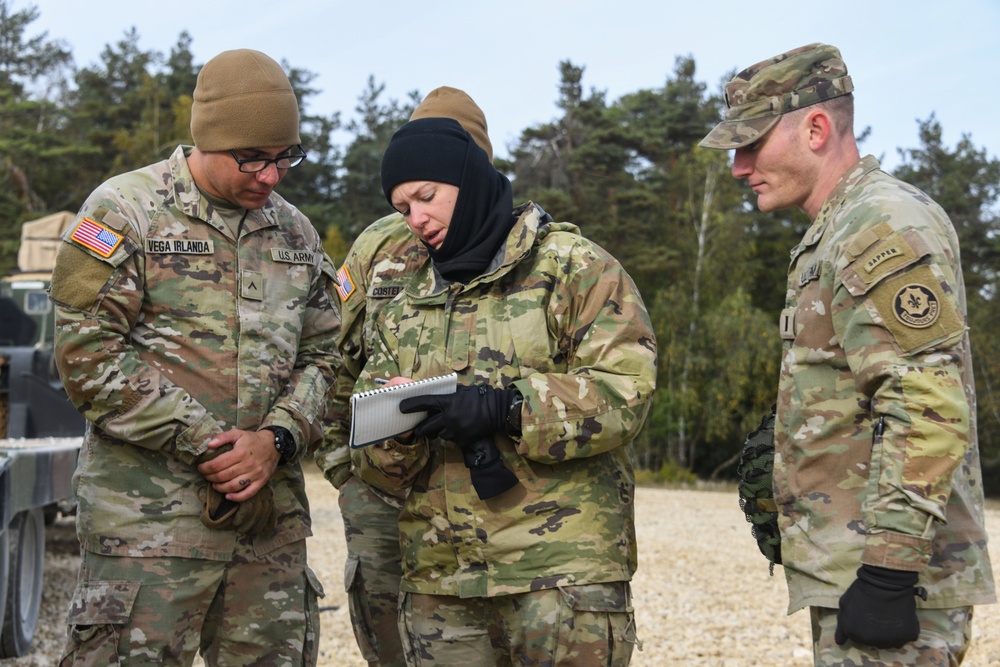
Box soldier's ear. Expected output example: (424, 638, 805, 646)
(804, 109, 833, 151)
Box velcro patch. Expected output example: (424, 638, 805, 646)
(798, 263, 819, 287)
(368, 284, 403, 299)
(49, 244, 117, 311)
(271, 248, 316, 264)
(893, 284, 940, 328)
(844, 221, 894, 260)
(69, 218, 123, 258)
(145, 238, 214, 254)
(856, 235, 917, 286)
(336, 265, 356, 302)
(840, 228, 931, 298)
(241, 270, 263, 301)
(869, 265, 964, 354)
(779, 308, 796, 340)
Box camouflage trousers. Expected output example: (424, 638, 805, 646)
(810, 605, 973, 667)
(339, 474, 405, 667)
(59, 535, 323, 666)
(399, 582, 638, 667)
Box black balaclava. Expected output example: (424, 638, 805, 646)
(381, 117, 515, 283)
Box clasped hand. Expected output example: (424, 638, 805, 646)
(197, 428, 280, 501)
(195, 429, 281, 536)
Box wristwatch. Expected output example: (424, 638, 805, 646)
(261, 426, 297, 466)
(505, 391, 523, 438)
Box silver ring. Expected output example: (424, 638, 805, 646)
(239, 479, 250, 487)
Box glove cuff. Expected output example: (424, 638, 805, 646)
(480, 386, 514, 434)
(857, 564, 919, 590)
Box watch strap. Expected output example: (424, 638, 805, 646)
(505, 391, 523, 438)
(261, 426, 296, 465)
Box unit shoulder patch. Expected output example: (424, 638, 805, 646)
(893, 284, 940, 328)
(869, 264, 963, 354)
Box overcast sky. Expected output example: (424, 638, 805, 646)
(29, 0, 1000, 171)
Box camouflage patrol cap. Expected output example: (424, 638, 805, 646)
(700, 43, 854, 150)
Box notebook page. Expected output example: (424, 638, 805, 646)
(349, 373, 458, 448)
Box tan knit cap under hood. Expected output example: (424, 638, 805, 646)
(191, 49, 301, 152)
(409, 86, 493, 163)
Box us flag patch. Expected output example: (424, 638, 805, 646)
(69, 217, 123, 258)
(336, 265, 356, 301)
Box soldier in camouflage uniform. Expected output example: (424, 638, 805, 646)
(317, 211, 420, 667)
(701, 43, 995, 665)
(50, 49, 340, 666)
(350, 98, 657, 666)
(315, 87, 494, 667)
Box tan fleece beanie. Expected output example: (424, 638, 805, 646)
(190, 49, 301, 151)
(409, 86, 493, 162)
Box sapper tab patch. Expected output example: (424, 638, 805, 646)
(336, 265, 356, 302)
(70, 217, 124, 258)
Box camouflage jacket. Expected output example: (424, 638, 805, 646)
(775, 155, 995, 612)
(314, 212, 427, 500)
(351, 203, 657, 598)
(50, 145, 341, 560)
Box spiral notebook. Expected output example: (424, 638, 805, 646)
(349, 373, 458, 448)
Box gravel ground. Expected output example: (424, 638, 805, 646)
(11, 468, 1000, 666)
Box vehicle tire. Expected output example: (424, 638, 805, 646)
(0, 394, 8, 438)
(0, 529, 9, 637)
(0, 508, 44, 658)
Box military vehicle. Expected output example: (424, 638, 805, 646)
(0, 211, 84, 657)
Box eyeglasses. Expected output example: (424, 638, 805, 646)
(229, 146, 307, 173)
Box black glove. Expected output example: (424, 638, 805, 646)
(461, 437, 519, 499)
(399, 384, 516, 445)
(835, 564, 927, 648)
(400, 385, 520, 499)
